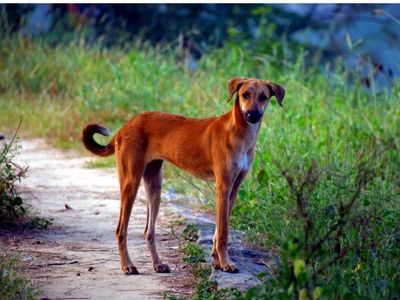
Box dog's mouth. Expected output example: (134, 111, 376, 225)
(243, 110, 263, 124)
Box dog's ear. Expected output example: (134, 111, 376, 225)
(227, 77, 247, 102)
(266, 82, 285, 107)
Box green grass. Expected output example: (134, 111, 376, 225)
(0, 254, 39, 300)
(170, 223, 240, 300)
(1, 34, 399, 299)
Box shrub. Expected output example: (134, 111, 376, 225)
(0, 122, 29, 227)
(238, 143, 400, 299)
(0, 254, 39, 300)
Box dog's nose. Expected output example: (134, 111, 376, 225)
(244, 110, 262, 124)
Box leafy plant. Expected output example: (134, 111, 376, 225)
(0, 253, 39, 300)
(238, 143, 400, 299)
(0, 120, 28, 226)
(0, 122, 52, 229)
(182, 242, 206, 264)
(172, 223, 240, 299)
(182, 224, 200, 242)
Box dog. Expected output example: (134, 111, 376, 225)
(82, 77, 285, 274)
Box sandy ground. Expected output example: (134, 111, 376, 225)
(0, 139, 193, 299)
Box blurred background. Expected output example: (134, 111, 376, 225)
(2, 4, 400, 86)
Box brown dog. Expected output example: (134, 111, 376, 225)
(82, 77, 285, 274)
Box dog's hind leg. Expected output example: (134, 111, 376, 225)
(143, 159, 170, 273)
(115, 152, 145, 275)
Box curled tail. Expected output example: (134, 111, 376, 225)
(82, 124, 115, 157)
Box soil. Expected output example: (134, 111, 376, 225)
(0, 139, 193, 299)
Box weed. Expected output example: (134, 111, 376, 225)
(0, 120, 28, 227)
(0, 253, 40, 300)
(182, 224, 200, 242)
(182, 242, 206, 264)
(0, 122, 52, 230)
(176, 223, 242, 299)
(237, 145, 400, 299)
(170, 218, 186, 227)
(25, 216, 53, 230)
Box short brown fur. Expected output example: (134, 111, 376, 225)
(82, 77, 285, 274)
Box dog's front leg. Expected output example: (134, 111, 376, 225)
(211, 172, 246, 271)
(228, 171, 247, 216)
(213, 176, 238, 273)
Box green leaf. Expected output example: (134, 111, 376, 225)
(256, 271, 268, 279)
(238, 189, 247, 199)
(362, 198, 370, 206)
(287, 282, 294, 297)
(299, 288, 309, 300)
(343, 292, 357, 300)
(182, 224, 199, 242)
(293, 258, 305, 278)
(346, 33, 353, 50)
(313, 287, 322, 300)
(257, 169, 268, 184)
(12, 196, 23, 206)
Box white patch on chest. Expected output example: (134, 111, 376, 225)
(238, 152, 250, 171)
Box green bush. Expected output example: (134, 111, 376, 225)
(0, 123, 29, 226)
(239, 146, 400, 299)
(0, 124, 51, 229)
(0, 254, 39, 300)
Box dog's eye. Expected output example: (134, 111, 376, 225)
(242, 92, 250, 99)
(259, 93, 267, 102)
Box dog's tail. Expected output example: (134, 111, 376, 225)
(82, 124, 115, 157)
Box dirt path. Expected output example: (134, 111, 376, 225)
(1, 139, 193, 299)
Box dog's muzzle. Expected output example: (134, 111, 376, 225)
(244, 110, 263, 124)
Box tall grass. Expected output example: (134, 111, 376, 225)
(0, 34, 399, 298)
(0, 254, 39, 300)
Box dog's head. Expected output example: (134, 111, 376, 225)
(227, 77, 285, 124)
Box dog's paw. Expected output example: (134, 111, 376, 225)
(221, 263, 239, 273)
(154, 263, 171, 273)
(212, 257, 221, 270)
(212, 261, 221, 270)
(123, 265, 139, 275)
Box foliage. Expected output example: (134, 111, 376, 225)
(0, 4, 33, 33)
(237, 146, 400, 299)
(179, 224, 205, 265)
(182, 223, 200, 242)
(0, 123, 52, 229)
(0, 121, 28, 226)
(182, 242, 206, 265)
(0, 4, 310, 51)
(176, 224, 239, 300)
(0, 254, 39, 300)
